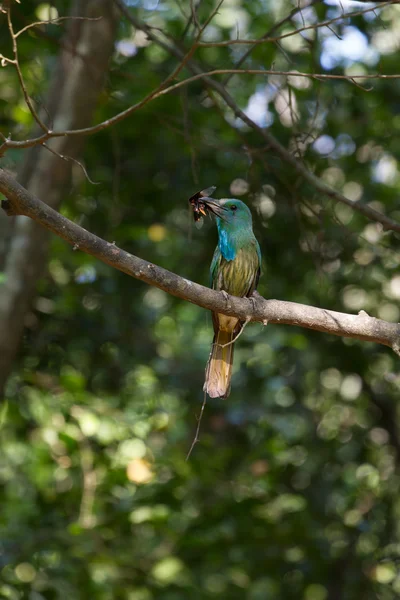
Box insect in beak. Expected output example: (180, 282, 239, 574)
(188, 186, 228, 222)
(189, 186, 217, 222)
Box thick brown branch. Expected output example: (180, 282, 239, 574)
(1, 168, 399, 351)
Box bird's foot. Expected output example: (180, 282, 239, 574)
(221, 290, 231, 309)
(249, 290, 267, 325)
(249, 290, 261, 312)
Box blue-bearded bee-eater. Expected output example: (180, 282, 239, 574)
(193, 195, 261, 398)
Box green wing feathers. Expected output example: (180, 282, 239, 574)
(211, 243, 260, 298)
(205, 245, 260, 398)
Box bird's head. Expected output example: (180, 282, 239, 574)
(208, 199, 253, 230)
(200, 197, 251, 220)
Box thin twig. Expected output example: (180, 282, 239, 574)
(218, 318, 251, 348)
(2, 67, 399, 153)
(298, 0, 306, 29)
(42, 143, 100, 185)
(15, 16, 102, 38)
(349, 77, 373, 92)
(0, 54, 15, 66)
(6, 4, 48, 132)
(224, 0, 321, 84)
(0, 3, 213, 153)
(186, 391, 207, 460)
(197, 0, 396, 47)
(2, 0, 393, 157)
(200, 0, 225, 33)
(3, 0, 400, 242)
(181, 89, 199, 185)
(326, 23, 342, 41)
(162, 69, 400, 90)
(190, 0, 200, 32)
(113, 8, 400, 236)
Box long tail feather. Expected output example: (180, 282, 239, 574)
(204, 330, 236, 398)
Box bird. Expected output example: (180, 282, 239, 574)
(201, 198, 261, 398)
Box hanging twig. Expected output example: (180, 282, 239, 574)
(186, 392, 207, 460)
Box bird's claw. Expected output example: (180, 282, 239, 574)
(221, 290, 230, 304)
(249, 290, 260, 311)
(248, 290, 265, 322)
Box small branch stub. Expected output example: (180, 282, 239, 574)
(1, 199, 17, 216)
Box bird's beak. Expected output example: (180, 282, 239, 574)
(201, 198, 229, 220)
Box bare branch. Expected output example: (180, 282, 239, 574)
(224, 0, 321, 84)
(1, 168, 399, 352)
(196, 0, 396, 48)
(113, 7, 400, 236)
(190, 0, 200, 33)
(0, 5, 208, 153)
(0, 54, 15, 66)
(3, 1, 399, 240)
(2, 65, 399, 153)
(0, 131, 51, 155)
(219, 317, 251, 348)
(186, 392, 207, 461)
(165, 68, 400, 87)
(15, 16, 102, 38)
(42, 143, 100, 185)
(6, 4, 49, 132)
(200, 0, 225, 33)
(0, 0, 118, 396)
(2, 0, 395, 160)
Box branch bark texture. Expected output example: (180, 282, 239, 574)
(1, 168, 399, 357)
(0, 0, 118, 396)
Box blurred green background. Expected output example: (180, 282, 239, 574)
(1, 0, 400, 598)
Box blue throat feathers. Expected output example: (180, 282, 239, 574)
(217, 222, 236, 261)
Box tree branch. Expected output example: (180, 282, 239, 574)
(0, 0, 220, 154)
(6, 3, 48, 132)
(115, 5, 400, 235)
(2, 66, 399, 155)
(0, 0, 118, 397)
(14, 15, 102, 38)
(1, 167, 399, 352)
(2, 0, 399, 242)
(222, 0, 322, 85)
(196, 0, 396, 47)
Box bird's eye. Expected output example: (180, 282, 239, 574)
(231, 205, 237, 211)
